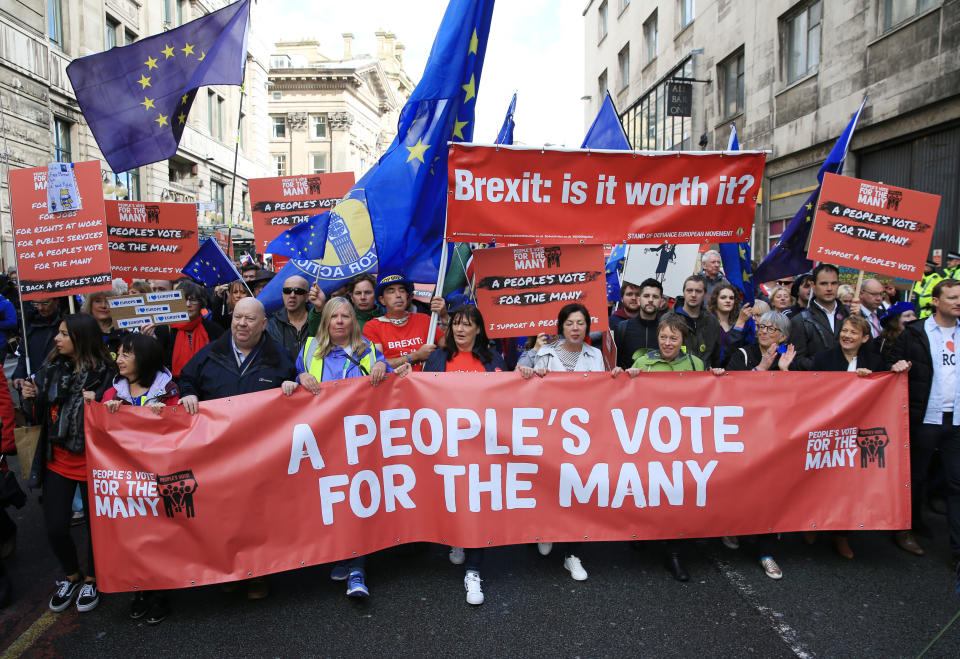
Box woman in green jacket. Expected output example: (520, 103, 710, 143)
(629, 313, 707, 372)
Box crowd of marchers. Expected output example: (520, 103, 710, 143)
(0, 248, 957, 619)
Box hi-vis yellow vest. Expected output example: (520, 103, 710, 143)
(301, 338, 379, 381)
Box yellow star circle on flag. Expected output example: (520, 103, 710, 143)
(141, 97, 155, 110)
(155, 113, 168, 127)
(406, 138, 430, 163)
(452, 119, 469, 140)
(161, 44, 175, 59)
(144, 56, 158, 70)
(462, 75, 476, 103)
(137, 74, 151, 88)
(182, 43, 195, 57)
(198, 51, 206, 62)
(181, 93, 190, 104)
(177, 113, 187, 125)
(469, 29, 478, 54)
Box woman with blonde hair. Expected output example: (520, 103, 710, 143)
(769, 286, 792, 313)
(293, 297, 411, 599)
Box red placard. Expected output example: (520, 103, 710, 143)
(249, 173, 355, 253)
(807, 173, 940, 281)
(105, 201, 199, 280)
(445, 144, 766, 245)
(85, 371, 909, 592)
(473, 245, 608, 337)
(10, 162, 112, 301)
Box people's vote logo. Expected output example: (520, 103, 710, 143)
(156, 470, 199, 519)
(855, 428, 889, 469)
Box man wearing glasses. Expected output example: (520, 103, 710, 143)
(267, 275, 312, 359)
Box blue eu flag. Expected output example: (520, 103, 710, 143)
(754, 99, 866, 283)
(718, 124, 755, 304)
(66, 0, 250, 174)
(605, 244, 627, 303)
(182, 238, 242, 287)
(581, 92, 631, 150)
(264, 212, 330, 260)
(363, 0, 496, 283)
(496, 93, 517, 146)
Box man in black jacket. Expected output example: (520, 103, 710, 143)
(789, 264, 849, 370)
(674, 275, 722, 368)
(613, 278, 664, 369)
(178, 297, 296, 600)
(888, 278, 960, 564)
(12, 298, 61, 387)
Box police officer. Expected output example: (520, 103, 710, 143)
(913, 261, 943, 319)
(942, 252, 960, 279)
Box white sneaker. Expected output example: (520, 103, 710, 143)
(564, 555, 588, 581)
(722, 535, 740, 550)
(537, 542, 553, 556)
(464, 570, 484, 605)
(449, 546, 465, 565)
(760, 556, 783, 580)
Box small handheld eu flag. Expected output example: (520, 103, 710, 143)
(264, 212, 330, 260)
(182, 238, 243, 287)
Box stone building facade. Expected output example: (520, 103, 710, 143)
(583, 0, 960, 262)
(267, 32, 415, 180)
(0, 0, 273, 267)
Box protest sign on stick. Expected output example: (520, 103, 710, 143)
(249, 173, 355, 254)
(473, 244, 608, 337)
(806, 173, 940, 281)
(108, 290, 189, 329)
(10, 162, 112, 301)
(446, 144, 765, 245)
(621, 242, 700, 299)
(86, 370, 908, 592)
(105, 201, 199, 280)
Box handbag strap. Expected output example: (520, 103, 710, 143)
(341, 348, 369, 376)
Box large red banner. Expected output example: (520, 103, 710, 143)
(445, 144, 766, 245)
(85, 372, 909, 593)
(248, 173, 355, 253)
(807, 173, 940, 282)
(10, 162, 112, 300)
(473, 245, 608, 337)
(105, 201, 199, 280)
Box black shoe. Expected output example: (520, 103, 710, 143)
(665, 552, 690, 582)
(145, 594, 169, 625)
(129, 592, 149, 620)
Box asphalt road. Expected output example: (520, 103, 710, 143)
(2, 464, 960, 659)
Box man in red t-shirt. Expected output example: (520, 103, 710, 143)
(362, 273, 448, 372)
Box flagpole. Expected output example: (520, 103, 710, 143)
(427, 206, 451, 345)
(225, 53, 249, 266)
(0, 90, 34, 376)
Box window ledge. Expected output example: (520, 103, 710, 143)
(674, 20, 694, 41)
(642, 56, 657, 72)
(775, 70, 818, 97)
(868, 5, 942, 47)
(715, 111, 744, 130)
(617, 3, 630, 19)
(598, 33, 608, 47)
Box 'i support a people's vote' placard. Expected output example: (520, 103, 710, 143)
(10, 162, 112, 301)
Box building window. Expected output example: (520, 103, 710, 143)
(273, 154, 287, 177)
(272, 116, 286, 139)
(643, 12, 658, 65)
(310, 154, 327, 174)
(107, 170, 141, 201)
(784, 1, 821, 84)
(617, 44, 630, 91)
(211, 180, 226, 218)
(207, 92, 223, 140)
(882, 0, 940, 31)
(270, 55, 292, 69)
(105, 16, 119, 49)
(598, 69, 608, 100)
(619, 57, 693, 151)
(124, 29, 137, 45)
(48, 0, 63, 47)
(164, 0, 183, 27)
(54, 118, 71, 162)
(719, 50, 744, 119)
(768, 219, 788, 251)
(311, 115, 327, 139)
(678, 0, 695, 29)
(598, 1, 608, 42)
(619, 0, 630, 13)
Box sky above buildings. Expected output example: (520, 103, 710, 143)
(260, 0, 586, 147)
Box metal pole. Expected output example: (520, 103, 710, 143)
(0, 90, 34, 375)
(226, 56, 249, 265)
(427, 206, 451, 345)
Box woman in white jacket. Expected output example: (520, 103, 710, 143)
(518, 303, 614, 580)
